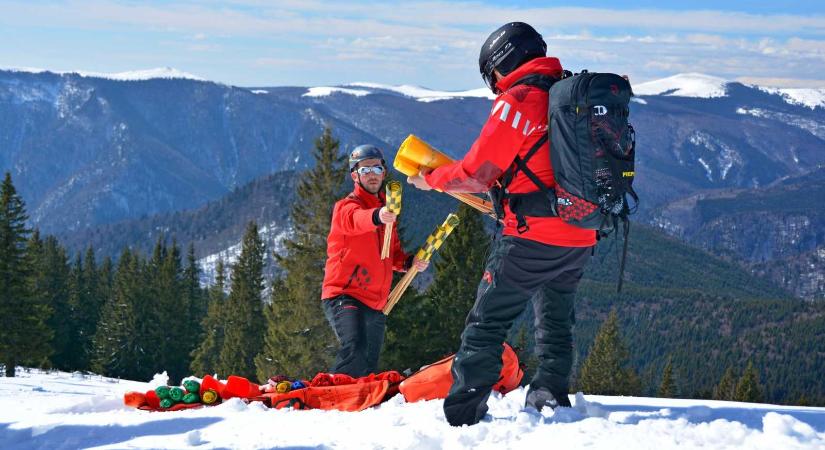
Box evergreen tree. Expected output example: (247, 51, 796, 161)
(75, 247, 103, 370)
(218, 221, 266, 380)
(184, 243, 207, 346)
(29, 233, 70, 370)
(735, 360, 764, 403)
(0, 173, 51, 377)
(257, 127, 346, 376)
(92, 249, 148, 379)
(64, 248, 102, 371)
(152, 237, 192, 383)
(255, 277, 295, 380)
(577, 310, 642, 396)
(658, 356, 677, 398)
(191, 258, 226, 376)
(64, 253, 85, 369)
(713, 366, 737, 400)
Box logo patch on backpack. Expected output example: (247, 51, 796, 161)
(555, 185, 598, 222)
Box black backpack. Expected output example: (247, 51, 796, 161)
(493, 70, 638, 290)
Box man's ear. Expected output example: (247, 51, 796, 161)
(350, 171, 358, 183)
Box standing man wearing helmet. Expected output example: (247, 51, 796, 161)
(408, 22, 595, 425)
(322, 144, 429, 377)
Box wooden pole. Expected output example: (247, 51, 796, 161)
(383, 213, 460, 315)
(381, 181, 402, 259)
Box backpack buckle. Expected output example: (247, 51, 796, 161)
(516, 215, 529, 234)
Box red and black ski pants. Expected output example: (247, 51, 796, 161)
(444, 235, 591, 426)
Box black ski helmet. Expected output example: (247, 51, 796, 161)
(348, 144, 385, 171)
(479, 22, 547, 93)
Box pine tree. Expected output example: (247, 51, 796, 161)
(735, 360, 764, 403)
(64, 248, 102, 371)
(713, 366, 737, 400)
(184, 243, 207, 347)
(92, 249, 147, 379)
(257, 127, 346, 377)
(152, 237, 192, 383)
(29, 233, 70, 370)
(0, 173, 51, 377)
(658, 356, 677, 398)
(191, 258, 226, 376)
(75, 247, 103, 370)
(577, 310, 642, 396)
(218, 221, 266, 380)
(64, 253, 85, 370)
(255, 277, 294, 380)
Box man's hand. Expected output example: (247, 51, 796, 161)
(407, 170, 433, 191)
(411, 256, 429, 272)
(378, 207, 397, 224)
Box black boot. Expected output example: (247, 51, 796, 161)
(525, 386, 571, 412)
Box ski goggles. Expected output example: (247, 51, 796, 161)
(355, 165, 385, 176)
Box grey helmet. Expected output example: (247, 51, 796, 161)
(348, 144, 385, 171)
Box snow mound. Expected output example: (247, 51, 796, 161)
(634, 73, 728, 98)
(758, 87, 825, 109)
(4, 66, 204, 81)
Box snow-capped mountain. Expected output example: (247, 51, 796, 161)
(3, 66, 205, 82)
(634, 73, 729, 98)
(1, 68, 824, 255)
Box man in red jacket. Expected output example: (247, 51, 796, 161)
(408, 22, 595, 426)
(322, 144, 428, 377)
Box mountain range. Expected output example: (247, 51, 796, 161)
(1, 67, 824, 300)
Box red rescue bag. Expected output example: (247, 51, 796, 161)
(399, 343, 523, 403)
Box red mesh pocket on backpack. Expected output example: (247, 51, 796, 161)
(555, 185, 598, 222)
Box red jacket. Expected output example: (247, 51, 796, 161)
(424, 57, 596, 247)
(322, 183, 410, 310)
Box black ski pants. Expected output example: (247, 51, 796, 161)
(444, 235, 591, 426)
(323, 295, 387, 377)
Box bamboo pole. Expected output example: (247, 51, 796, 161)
(383, 213, 460, 315)
(381, 181, 402, 259)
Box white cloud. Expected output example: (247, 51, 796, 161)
(1, 0, 824, 88)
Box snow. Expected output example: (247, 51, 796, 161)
(302, 83, 495, 102)
(197, 224, 290, 288)
(736, 107, 825, 140)
(303, 86, 372, 97)
(2, 368, 824, 449)
(348, 82, 495, 102)
(249, 89, 268, 95)
(757, 87, 825, 110)
(634, 73, 728, 98)
(2, 66, 204, 82)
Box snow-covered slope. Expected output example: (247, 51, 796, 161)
(634, 73, 729, 98)
(3, 66, 204, 81)
(303, 82, 495, 102)
(1, 369, 823, 449)
(757, 87, 825, 110)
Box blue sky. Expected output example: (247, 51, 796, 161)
(1, 0, 824, 89)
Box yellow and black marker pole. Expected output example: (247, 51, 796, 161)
(381, 181, 402, 260)
(383, 213, 460, 315)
